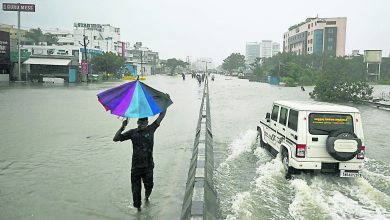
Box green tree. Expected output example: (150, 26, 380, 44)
(26, 28, 43, 45)
(222, 53, 245, 72)
(43, 33, 58, 46)
(310, 70, 373, 102)
(251, 58, 266, 81)
(166, 58, 188, 75)
(91, 52, 125, 78)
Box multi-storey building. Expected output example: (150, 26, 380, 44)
(73, 23, 121, 53)
(283, 17, 346, 56)
(260, 40, 272, 58)
(125, 42, 160, 76)
(245, 42, 260, 64)
(272, 42, 280, 56)
(45, 28, 74, 46)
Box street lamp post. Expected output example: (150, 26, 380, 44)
(202, 60, 211, 76)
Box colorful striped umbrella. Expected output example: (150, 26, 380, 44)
(97, 80, 173, 118)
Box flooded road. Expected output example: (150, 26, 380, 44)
(0, 75, 389, 219)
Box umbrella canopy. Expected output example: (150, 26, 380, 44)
(97, 80, 173, 118)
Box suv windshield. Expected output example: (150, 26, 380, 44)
(309, 113, 354, 135)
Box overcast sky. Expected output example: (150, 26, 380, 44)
(1, 0, 389, 65)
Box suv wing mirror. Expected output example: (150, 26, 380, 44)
(266, 113, 271, 122)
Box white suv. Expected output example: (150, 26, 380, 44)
(257, 101, 365, 178)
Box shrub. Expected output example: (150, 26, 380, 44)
(310, 71, 373, 102)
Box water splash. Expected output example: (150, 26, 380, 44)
(225, 130, 258, 162)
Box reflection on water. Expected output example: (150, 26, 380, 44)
(0, 76, 389, 219)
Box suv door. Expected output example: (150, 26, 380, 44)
(264, 104, 279, 148)
(277, 107, 289, 144)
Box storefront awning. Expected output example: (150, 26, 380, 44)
(23, 58, 72, 66)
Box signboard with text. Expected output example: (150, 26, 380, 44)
(0, 31, 10, 64)
(81, 60, 88, 75)
(2, 3, 35, 12)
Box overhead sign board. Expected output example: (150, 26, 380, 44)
(2, 3, 35, 12)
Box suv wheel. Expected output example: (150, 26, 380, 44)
(281, 149, 295, 179)
(258, 131, 265, 148)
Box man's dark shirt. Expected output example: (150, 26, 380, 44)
(117, 121, 160, 170)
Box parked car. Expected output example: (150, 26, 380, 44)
(257, 100, 365, 178)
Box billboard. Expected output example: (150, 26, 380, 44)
(0, 31, 10, 64)
(2, 3, 35, 12)
(364, 50, 382, 63)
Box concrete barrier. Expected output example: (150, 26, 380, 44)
(181, 78, 217, 220)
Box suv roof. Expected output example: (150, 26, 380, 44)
(274, 100, 360, 113)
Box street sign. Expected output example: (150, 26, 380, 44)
(2, 3, 35, 12)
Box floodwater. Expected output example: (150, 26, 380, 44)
(0, 75, 389, 220)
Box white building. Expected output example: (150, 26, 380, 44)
(272, 42, 280, 56)
(283, 17, 347, 56)
(73, 23, 121, 54)
(44, 28, 74, 46)
(260, 40, 272, 58)
(192, 58, 214, 71)
(245, 42, 260, 64)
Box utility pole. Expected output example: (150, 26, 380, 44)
(3, 3, 36, 81)
(140, 50, 143, 76)
(17, 8, 21, 81)
(79, 35, 89, 82)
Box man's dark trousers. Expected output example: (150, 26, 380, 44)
(131, 167, 154, 208)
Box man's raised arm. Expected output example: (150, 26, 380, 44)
(155, 110, 167, 125)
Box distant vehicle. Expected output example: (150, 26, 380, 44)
(257, 100, 365, 178)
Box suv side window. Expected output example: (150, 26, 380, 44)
(271, 105, 279, 121)
(288, 109, 298, 131)
(279, 107, 288, 125)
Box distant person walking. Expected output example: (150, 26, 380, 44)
(301, 86, 305, 91)
(113, 110, 167, 211)
(181, 72, 185, 80)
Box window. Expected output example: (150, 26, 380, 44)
(288, 110, 298, 131)
(328, 38, 333, 42)
(271, 105, 279, 121)
(327, 46, 333, 50)
(308, 113, 354, 135)
(279, 107, 288, 125)
(328, 29, 334, 33)
(326, 21, 336, 25)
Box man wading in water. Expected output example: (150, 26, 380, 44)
(113, 110, 167, 211)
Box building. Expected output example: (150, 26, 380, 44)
(73, 23, 120, 53)
(0, 24, 33, 48)
(124, 42, 160, 76)
(272, 42, 280, 56)
(191, 58, 214, 71)
(45, 28, 74, 46)
(283, 17, 346, 56)
(260, 40, 272, 58)
(245, 42, 260, 64)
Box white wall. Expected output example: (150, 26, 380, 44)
(0, 74, 9, 81)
